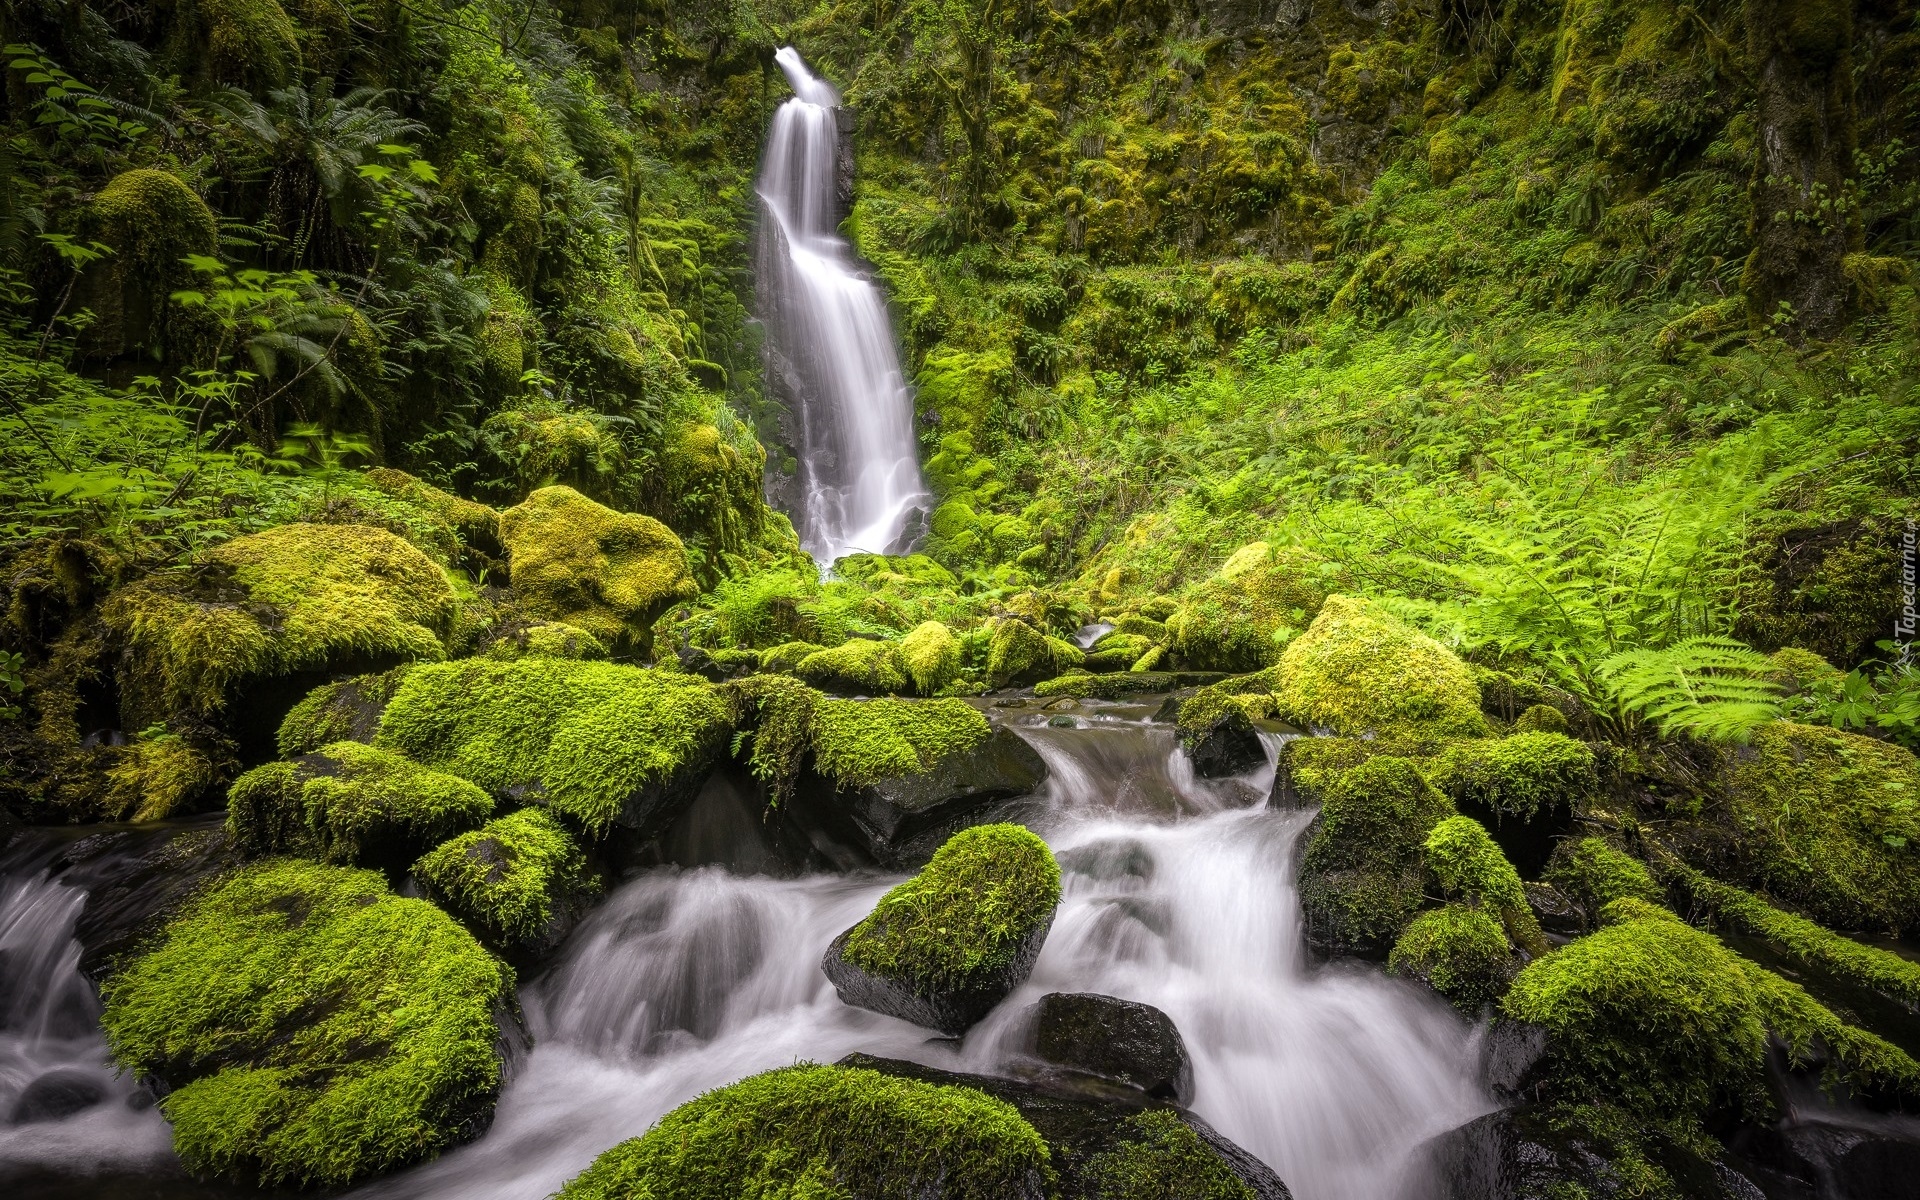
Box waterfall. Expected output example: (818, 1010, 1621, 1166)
(756, 46, 931, 566)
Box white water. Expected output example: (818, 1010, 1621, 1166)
(756, 46, 931, 565)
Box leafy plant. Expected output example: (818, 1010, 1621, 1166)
(0, 649, 25, 719)
(1597, 636, 1783, 743)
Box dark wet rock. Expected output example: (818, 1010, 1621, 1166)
(1030, 992, 1195, 1103)
(9, 1068, 105, 1124)
(1183, 707, 1265, 779)
(1412, 1105, 1769, 1200)
(821, 914, 1051, 1036)
(837, 1052, 1292, 1200)
(1523, 882, 1584, 937)
(1481, 1020, 1552, 1101)
(801, 726, 1049, 869)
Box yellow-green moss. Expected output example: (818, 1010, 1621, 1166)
(1165, 542, 1329, 673)
(363, 468, 500, 552)
(1721, 722, 1920, 934)
(1297, 755, 1457, 953)
(986, 618, 1082, 687)
(277, 666, 413, 757)
(1389, 905, 1517, 1010)
(192, 0, 301, 87)
(843, 824, 1061, 990)
(796, 637, 910, 695)
(93, 168, 218, 287)
(102, 731, 219, 823)
(810, 696, 991, 789)
(553, 1064, 1051, 1200)
(483, 621, 609, 661)
(374, 658, 730, 836)
(1274, 596, 1488, 739)
(228, 741, 493, 866)
(106, 524, 456, 725)
(1423, 815, 1550, 957)
(900, 621, 963, 695)
(99, 861, 512, 1187)
(1544, 838, 1665, 919)
(1423, 732, 1596, 819)
(413, 807, 598, 945)
(1080, 1108, 1255, 1200)
(759, 639, 828, 674)
(1512, 704, 1571, 734)
(497, 486, 695, 657)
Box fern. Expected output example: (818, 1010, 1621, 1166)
(1597, 636, 1783, 743)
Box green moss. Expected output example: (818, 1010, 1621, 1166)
(103, 731, 219, 822)
(1668, 862, 1920, 1012)
(1297, 756, 1456, 953)
(1545, 838, 1665, 919)
(1423, 732, 1596, 819)
(1511, 703, 1571, 734)
(986, 618, 1082, 687)
(497, 485, 695, 657)
(362, 468, 500, 555)
(483, 621, 609, 661)
(796, 637, 910, 695)
(1423, 815, 1550, 957)
(106, 524, 456, 726)
(1165, 542, 1329, 673)
(278, 666, 414, 758)
(228, 741, 493, 866)
(759, 640, 828, 674)
(192, 0, 301, 87)
(1503, 911, 1920, 1117)
(1080, 1108, 1255, 1200)
(899, 621, 962, 695)
(375, 658, 730, 836)
(92, 169, 218, 347)
(99, 861, 512, 1187)
(1274, 596, 1488, 740)
(724, 674, 821, 805)
(554, 1064, 1051, 1200)
(810, 696, 990, 789)
(1085, 632, 1155, 671)
(414, 807, 599, 945)
(1721, 722, 1920, 934)
(843, 824, 1061, 991)
(1389, 905, 1517, 1010)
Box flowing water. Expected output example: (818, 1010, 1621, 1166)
(756, 46, 931, 565)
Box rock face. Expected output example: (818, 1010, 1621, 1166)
(826, 726, 1050, 867)
(839, 1053, 1292, 1200)
(1030, 992, 1196, 1103)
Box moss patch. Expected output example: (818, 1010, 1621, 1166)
(104, 732, 219, 822)
(1166, 542, 1329, 673)
(375, 658, 730, 836)
(843, 823, 1060, 991)
(228, 741, 493, 866)
(1080, 1108, 1254, 1200)
(796, 637, 910, 695)
(277, 666, 413, 757)
(1274, 595, 1487, 739)
(987, 618, 1082, 687)
(497, 485, 695, 656)
(810, 696, 991, 790)
(99, 861, 512, 1187)
(1389, 905, 1517, 1011)
(1297, 755, 1456, 954)
(1545, 838, 1665, 921)
(414, 807, 599, 946)
(554, 1063, 1051, 1200)
(1424, 732, 1596, 819)
(1424, 815, 1550, 957)
(900, 621, 963, 694)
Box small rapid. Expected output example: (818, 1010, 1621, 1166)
(755, 46, 931, 565)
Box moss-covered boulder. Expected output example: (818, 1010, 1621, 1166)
(795, 636, 911, 694)
(99, 861, 516, 1187)
(1717, 722, 1920, 934)
(413, 808, 600, 957)
(824, 823, 1061, 1033)
(375, 658, 730, 837)
(480, 620, 608, 662)
(102, 732, 220, 822)
(1166, 542, 1331, 673)
(1422, 815, 1550, 957)
(1273, 595, 1488, 739)
(1296, 754, 1456, 957)
(277, 666, 414, 757)
(987, 617, 1083, 687)
(1171, 684, 1269, 779)
(1389, 905, 1517, 1011)
(105, 524, 457, 742)
(1422, 732, 1595, 820)
(497, 485, 695, 657)
(84, 168, 220, 361)
(900, 620, 963, 694)
(228, 741, 493, 870)
(554, 1063, 1052, 1200)
(1542, 838, 1665, 930)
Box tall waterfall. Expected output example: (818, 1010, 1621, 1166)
(756, 46, 931, 566)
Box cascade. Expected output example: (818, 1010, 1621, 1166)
(756, 46, 931, 566)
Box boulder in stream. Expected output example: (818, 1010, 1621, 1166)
(8, 1068, 106, 1124)
(1029, 991, 1196, 1103)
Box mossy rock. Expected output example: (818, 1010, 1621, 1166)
(1296, 755, 1456, 957)
(375, 658, 730, 837)
(84, 169, 219, 361)
(99, 860, 515, 1187)
(1717, 722, 1920, 935)
(413, 807, 600, 957)
(1273, 595, 1488, 740)
(1543, 838, 1664, 930)
(1423, 815, 1550, 957)
(1389, 905, 1517, 1011)
(1171, 686, 1267, 779)
(1034, 670, 1229, 700)
(1166, 542, 1330, 673)
(1085, 631, 1155, 672)
(482, 620, 609, 662)
(178, 0, 302, 88)
(795, 636, 911, 694)
(364, 468, 502, 560)
(900, 620, 963, 694)
(1422, 732, 1595, 820)
(824, 823, 1061, 1034)
(759, 639, 827, 674)
(105, 524, 458, 735)
(277, 666, 414, 758)
(554, 1063, 1051, 1200)
(497, 485, 695, 658)
(103, 733, 221, 822)
(988, 617, 1084, 687)
(227, 741, 494, 871)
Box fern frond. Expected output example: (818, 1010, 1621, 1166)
(1598, 636, 1783, 743)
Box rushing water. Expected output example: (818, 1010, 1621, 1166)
(756, 46, 931, 565)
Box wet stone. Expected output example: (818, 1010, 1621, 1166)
(1031, 992, 1196, 1103)
(9, 1068, 105, 1124)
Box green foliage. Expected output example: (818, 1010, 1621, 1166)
(375, 658, 729, 836)
(227, 741, 493, 865)
(986, 616, 1082, 687)
(414, 807, 599, 945)
(1164, 542, 1328, 672)
(1597, 636, 1784, 743)
(1423, 732, 1597, 818)
(1389, 905, 1517, 1011)
(553, 1064, 1051, 1200)
(843, 823, 1060, 991)
(99, 860, 511, 1187)
(809, 696, 990, 789)
(1080, 1108, 1255, 1200)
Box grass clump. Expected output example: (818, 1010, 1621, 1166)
(375, 658, 729, 836)
(1423, 815, 1550, 957)
(1389, 905, 1517, 1011)
(1297, 755, 1456, 954)
(1423, 732, 1596, 819)
(1545, 838, 1666, 921)
(99, 860, 512, 1187)
(414, 808, 599, 946)
(843, 823, 1061, 991)
(1720, 722, 1920, 934)
(554, 1063, 1051, 1200)
(1274, 596, 1488, 740)
(810, 696, 990, 789)
(1080, 1108, 1254, 1200)
(227, 741, 493, 866)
